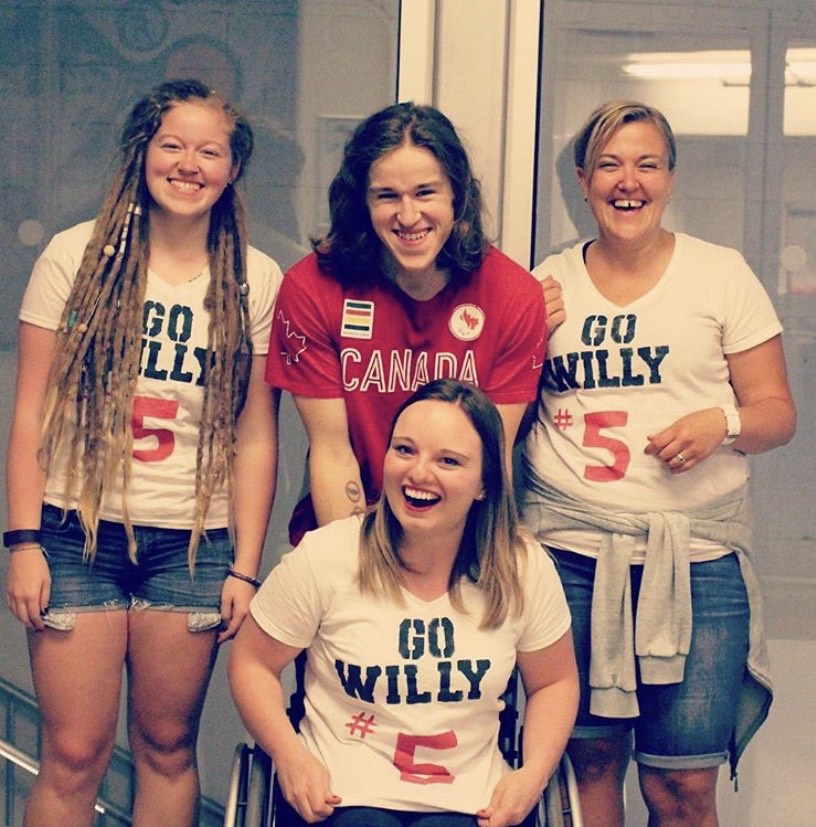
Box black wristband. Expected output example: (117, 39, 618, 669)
(3, 529, 42, 548)
(227, 569, 262, 589)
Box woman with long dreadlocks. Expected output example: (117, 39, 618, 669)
(4, 79, 281, 826)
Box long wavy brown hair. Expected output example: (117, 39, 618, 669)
(40, 78, 255, 565)
(313, 102, 487, 287)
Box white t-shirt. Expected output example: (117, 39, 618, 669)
(21, 220, 282, 529)
(250, 516, 571, 814)
(524, 233, 782, 556)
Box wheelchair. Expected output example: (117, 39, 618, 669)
(224, 742, 581, 827)
(224, 660, 582, 827)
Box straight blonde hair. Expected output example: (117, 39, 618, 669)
(357, 380, 529, 629)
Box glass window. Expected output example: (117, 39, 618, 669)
(534, 0, 814, 589)
(0, 2, 399, 820)
(534, 0, 764, 265)
(0, 0, 399, 347)
(534, 5, 815, 819)
(780, 41, 816, 296)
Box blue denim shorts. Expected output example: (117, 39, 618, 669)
(40, 504, 233, 632)
(552, 549, 750, 770)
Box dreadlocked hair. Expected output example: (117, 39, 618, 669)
(40, 79, 255, 566)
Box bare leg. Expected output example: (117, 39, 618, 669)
(126, 610, 219, 827)
(24, 611, 127, 827)
(567, 735, 630, 827)
(639, 765, 720, 827)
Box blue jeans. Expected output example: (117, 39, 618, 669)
(276, 801, 480, 826)
(280, 804, 476, 827)
(553, 549, 750, 769)
(40, 504, 232, 632)
(272, 778, 492, 827)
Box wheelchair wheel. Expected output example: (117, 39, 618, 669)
(245, 746, 273, 827)
(541, 754, 583, 827)
(223, 743, 252, 827)
(560, 753, 582, 827)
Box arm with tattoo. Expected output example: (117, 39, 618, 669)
(293, 396, 367, 525)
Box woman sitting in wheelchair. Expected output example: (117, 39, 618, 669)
(229, 379, 578, 827)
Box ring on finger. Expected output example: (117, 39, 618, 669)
(675, 452, 686, 464)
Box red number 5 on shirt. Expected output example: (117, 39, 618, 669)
(583, 411, 630, 482)
(131, 395, 180, 462)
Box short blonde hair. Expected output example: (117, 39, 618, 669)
(574, 99, 676, 180)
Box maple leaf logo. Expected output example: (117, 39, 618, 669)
(448, 303, 484, 341)
(277, 310, 307, 364)
(461, 307, 479, 330)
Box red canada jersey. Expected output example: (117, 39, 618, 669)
(266, 246, 546, 542)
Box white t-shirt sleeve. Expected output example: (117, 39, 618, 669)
(246, 245, 283, 356)
(251, 537, 323, 649)
(516, 539, 572, 652)
(717, 246, 782, 354)
(20, 222, 94, 330)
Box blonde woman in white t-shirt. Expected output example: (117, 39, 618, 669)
(230, 379, 578, 827)
(523, 99, 796, 827)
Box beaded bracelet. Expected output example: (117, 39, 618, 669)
(227, 569, 262, 589)
(3, 529, 42, 549)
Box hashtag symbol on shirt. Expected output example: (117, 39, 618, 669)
(345, 711, 377, 739)
(552, 408, 573, 430)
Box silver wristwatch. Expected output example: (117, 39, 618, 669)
(720, 404, 741, 446)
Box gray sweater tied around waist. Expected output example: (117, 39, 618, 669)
(523, 465, 772, 777)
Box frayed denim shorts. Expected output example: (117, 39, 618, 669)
(552, 548, 750, 770)
(40, 503, 232, 632)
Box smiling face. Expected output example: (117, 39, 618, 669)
(383, 399, 484, 549)
(578, 119, 675, 248)
(366, 141, 455, 298)
(145, 100, 238, 222)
